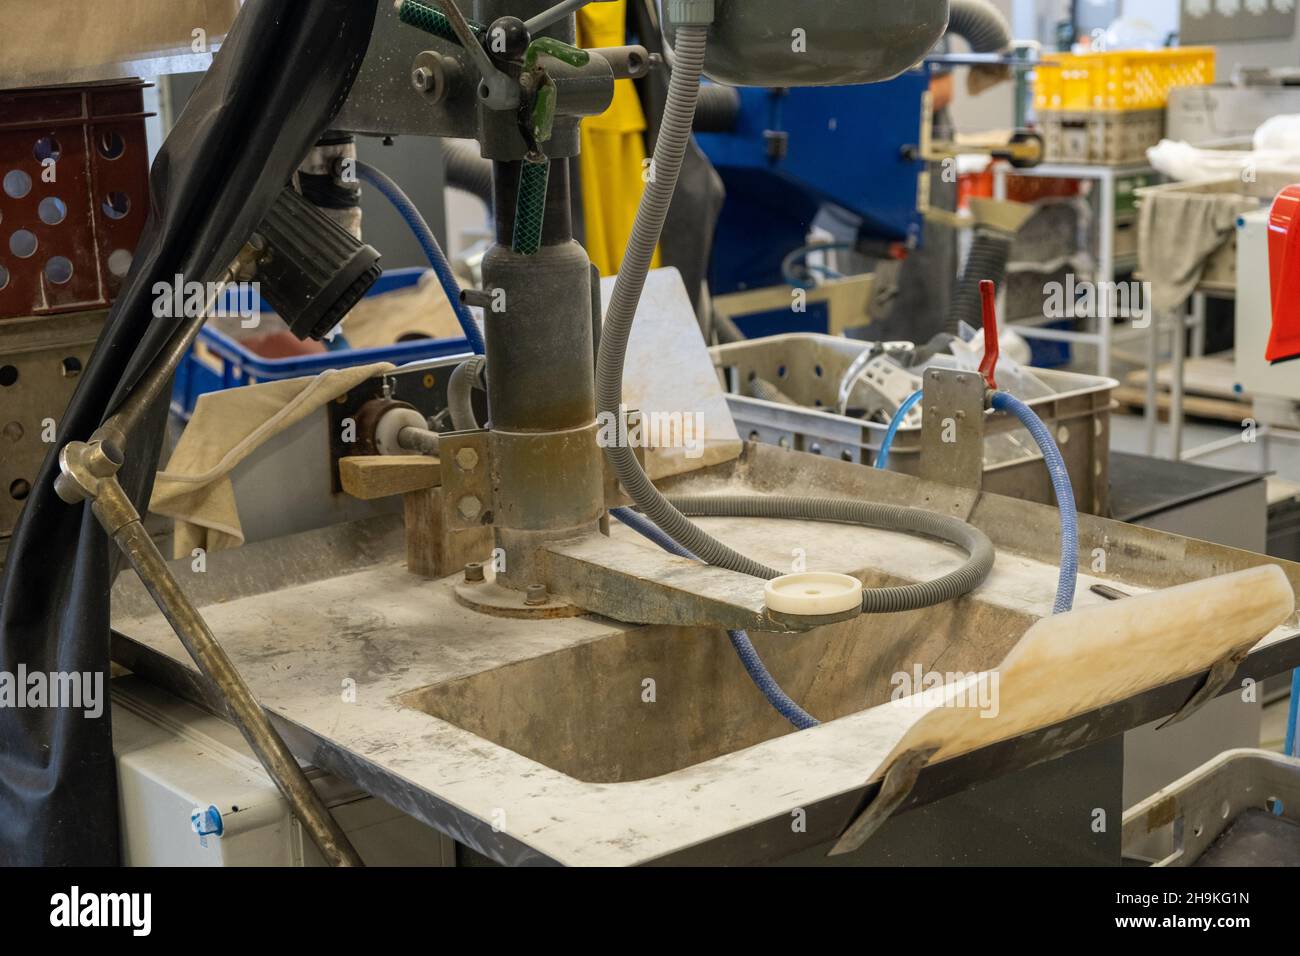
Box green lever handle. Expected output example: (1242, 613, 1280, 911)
(523, 36, 591, 70)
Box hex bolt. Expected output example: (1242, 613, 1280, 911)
(455, 447, 480, 471)
(524, 584, 549, 606)
(457, 494, 482, 520)
(463, 562, 485, 583)
(411, 66, 434, 92)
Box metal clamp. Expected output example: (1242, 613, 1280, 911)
(828, 745, 939, 857)
(423, 0, 520, 109)
(1157, 649, 1251, 730)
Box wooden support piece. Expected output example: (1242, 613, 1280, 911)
(338, 455, 441, 500)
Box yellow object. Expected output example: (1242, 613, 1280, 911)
(1033, 46, 1215, 113)
(577, 0, 659, 275)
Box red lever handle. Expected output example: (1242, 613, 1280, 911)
(978, 279, 999, 391)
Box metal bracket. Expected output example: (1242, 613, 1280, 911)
(438, 429, 494, 532)
(828, 745, 940, 857)
(544, 534, 859, 633)
(1157, 649, 1251, 730)
(918, 367, 987, 491)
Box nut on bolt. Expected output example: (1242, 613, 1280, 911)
(524, 584, 549, 606)
(457, 494, 482, 521)
(463, 562, 485, 583)
(454, 447, 480, 471)
(411, 65, 434, 92)
(410, 50, 461, 104)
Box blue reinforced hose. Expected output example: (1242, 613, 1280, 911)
(610, 506, 820, 730)
(875, 389, 924, 471)
(990, 390, 1078, 614)
(1286, 668, 1299, 759)
(879, 388, 1078, 614)
(354, 160, 486, 356)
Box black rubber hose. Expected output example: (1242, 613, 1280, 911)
(693, 84, 741, 133)
(442, 139, 494, 207)
(665, 495, 995, 614)
(948, 0, 1013, 53)
(951, 227, 1012, 334)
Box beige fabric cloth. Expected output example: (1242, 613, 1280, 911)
(1139, 190, 1259, 313)
(152, 363, 393, 558)
(341, 271, 466, 348)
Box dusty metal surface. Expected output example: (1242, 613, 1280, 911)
(0, 310, 105, 539)
(109, 443, 1300, 866)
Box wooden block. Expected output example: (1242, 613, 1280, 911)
(402, 486, 494, 579)
(404, 487, 443, 578)
(339, 455, 441, 500)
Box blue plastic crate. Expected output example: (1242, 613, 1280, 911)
(1027, 319, 1073, 369)
(171, 267, 471, 420)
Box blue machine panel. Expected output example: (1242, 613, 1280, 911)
(697, 71, 929, 303)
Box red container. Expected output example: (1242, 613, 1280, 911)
(0, 79, 151, 319)
(1267, 184, 1300, 365)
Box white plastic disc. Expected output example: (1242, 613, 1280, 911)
(374, 407, 428, 456)
(764, 572, 863, 616)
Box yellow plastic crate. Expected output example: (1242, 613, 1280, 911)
(1033, 47, 1215, 112)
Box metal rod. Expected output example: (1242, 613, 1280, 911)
(398, 425, 441, 455)
(1144, 306, 1159, 456)
(429, 0, 517, 107)
(524, 0, 591, 34)
(94, 263, 238, 450)
(91, 477, 364, 866)
(1170, 310, 1186, 461)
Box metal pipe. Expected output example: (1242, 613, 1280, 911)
(94, 263, 238, 450)
(524, 0, 591, 34)
(398, 425, 442, 454)
(89, 476, 364, 866)
(1170, 310, 1186, 461)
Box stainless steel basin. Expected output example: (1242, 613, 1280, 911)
(404, 573, 1032, 784)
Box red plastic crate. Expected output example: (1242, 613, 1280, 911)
(0, 79, 151, 319)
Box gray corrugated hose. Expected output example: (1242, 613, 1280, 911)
(442, 139, 494, 207)
(951, 227, 1013, 333)
(948, 0, 1013, 53)
(666, 495, 995, 614)
(594, 23, 995, 608)
(448, 355, 485, 430)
